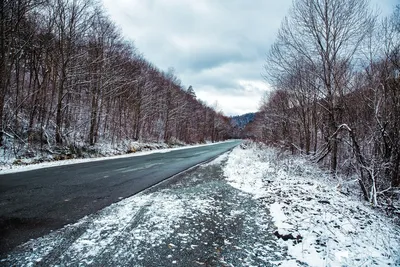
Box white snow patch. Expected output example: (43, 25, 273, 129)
(223, 142, 400, 267)
(269, 203, 293, 235)
(224, 144, 274, 199)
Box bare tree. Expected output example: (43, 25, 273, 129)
(0, 0, 234, 160)
(265, 0, 376, 175)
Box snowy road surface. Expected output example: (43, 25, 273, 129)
(2, 151, 288, 266)
(2, 142, 399, 266)
(0, 141, 240, 257)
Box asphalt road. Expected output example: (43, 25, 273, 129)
(3, 145, 286, 266)
(0, 141, 241, 257)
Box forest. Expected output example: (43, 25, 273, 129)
(0, 0, 233, 161)
(251, 0, 400, 206)
(2, 0, 400, 209)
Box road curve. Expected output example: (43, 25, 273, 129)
(0, 140, 241, 257)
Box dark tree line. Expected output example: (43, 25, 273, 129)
(256, 0, 399, 205)
(0, 0, 232, 157)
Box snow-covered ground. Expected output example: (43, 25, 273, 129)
(2, 149, 287, 266)
(2, 141, 399, 266)
(226, 142, 400, 266)
(0, 141, 234, 174)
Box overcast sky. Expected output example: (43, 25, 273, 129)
(102, 0, 397, 116)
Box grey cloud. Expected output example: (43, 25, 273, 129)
(184, 50, 248, 72)
(103, 0, 394, 115)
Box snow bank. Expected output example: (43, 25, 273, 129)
(223, 142, 400, 267)
(224, 143, 275, 199)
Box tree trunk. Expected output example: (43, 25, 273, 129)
(0, 0, 7, 146)
(55, 69, 65, 145)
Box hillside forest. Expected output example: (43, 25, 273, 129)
(0, 0, 233, 161)
(246, 0, 400, 207)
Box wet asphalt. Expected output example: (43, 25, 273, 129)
(0, 141, 241, 257)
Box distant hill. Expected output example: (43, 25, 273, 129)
(231, 113, 255, 129)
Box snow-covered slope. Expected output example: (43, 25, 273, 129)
(224, 142, 400, 266)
